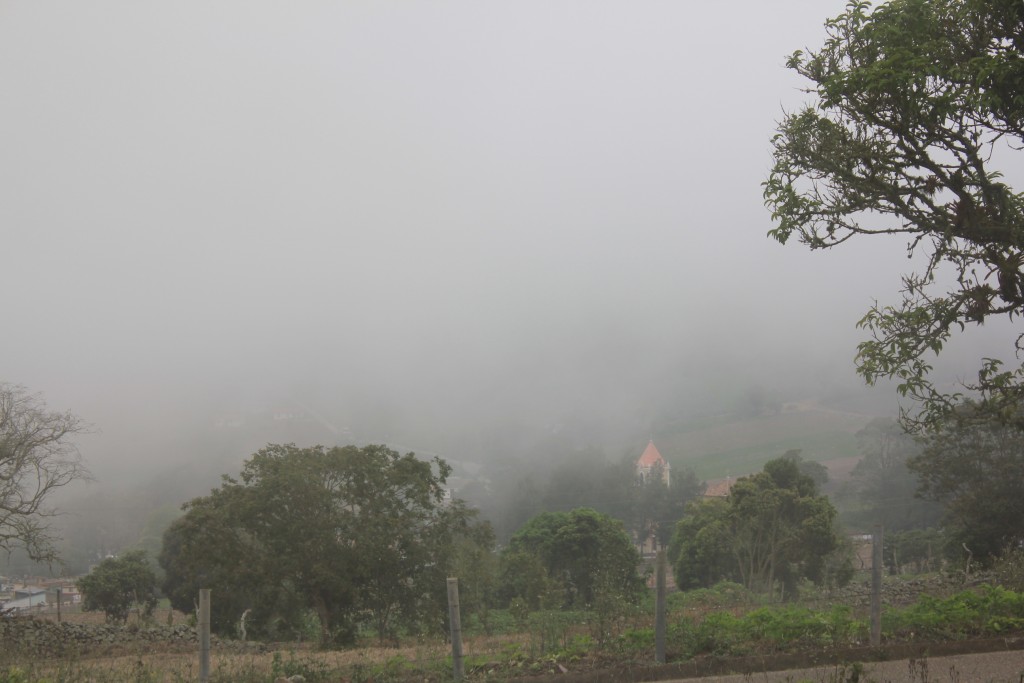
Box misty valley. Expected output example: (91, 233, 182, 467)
(4, 0, 1024, 680)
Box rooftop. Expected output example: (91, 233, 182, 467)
(637, 440, 667, 468)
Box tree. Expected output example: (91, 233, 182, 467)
(667, 498, 734, 591)
(847, 418, 943, 531)
(77, 550, 159, 623)
(159, 443, 479, 646)
(448, 521, 498, 633)
(669, 456, 851, 599)
(882, 528, 946, 574)
(481, 448, 705, 552)
(764, 0, 1024, 431)
(730, 458, 845, 599)
(159, 485, 292, 638)
(496, 548, 556, 612)
(499, 508, 645, 610)
(909, 404, 1024, 563)
(0, 383, 89, 562)
(784, 450, 829, 488)
(630, 463, 706, 551)
(133, 504, 182, 576)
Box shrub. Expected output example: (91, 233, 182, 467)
(885, 585, 1024, 640)
(993, 544, 1024, 592)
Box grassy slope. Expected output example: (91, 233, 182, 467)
(655, 402, 873, 482)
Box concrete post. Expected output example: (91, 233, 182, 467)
(447, 578, 464, 681)
(199, 589, 211, 683)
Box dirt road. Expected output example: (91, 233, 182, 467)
(680, 650, 1024, 682)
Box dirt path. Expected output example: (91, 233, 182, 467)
(675, 650, 1024, 682)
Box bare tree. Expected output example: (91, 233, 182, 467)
(0, 383, 89, 562)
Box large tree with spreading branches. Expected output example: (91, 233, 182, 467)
(764, 0, 1024, 431)
(160, 443, 481, 646)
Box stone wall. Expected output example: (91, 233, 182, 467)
(826, 571, 997, 609)
(0, 617, 261, 657)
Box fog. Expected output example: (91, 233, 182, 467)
(1, 1, 1009, 495)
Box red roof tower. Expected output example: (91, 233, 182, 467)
(636, 440, 671, 486)
(637, 440, 665, 468)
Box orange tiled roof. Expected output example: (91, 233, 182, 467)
(704, 478, 735, 498)
(637, 440, 666, 468)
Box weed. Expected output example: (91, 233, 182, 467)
(525, 610, 574, 656)
(0, 668, 30, 683)
(828, 662, 864, 683)
(270, 651, 331, 682)
(907, 656, 929, 683)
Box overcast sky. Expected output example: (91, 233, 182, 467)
(4, 1, 1003, 475)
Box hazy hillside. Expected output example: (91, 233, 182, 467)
(654, 400, 873, 482)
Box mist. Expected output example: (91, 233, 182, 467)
(3, 0, 1005, 502)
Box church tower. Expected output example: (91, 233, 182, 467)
(636, 439, 670, 487)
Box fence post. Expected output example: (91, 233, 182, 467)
(447, 578, 464, 681)
(199, 588, 211, 683)
(871, 526, 883, 647)
(655, 550, 667, 664)
(56, 587, 61, 624)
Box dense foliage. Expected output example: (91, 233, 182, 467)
(910, 406, 1024, 563)
(844, 418, 942, 532)
(765, 0, 1024, 431)
(469, 447, 704, 547)
(669, 455, 852, 599)
(159, 443, 485, 645)
(77, 550, 159, 623)
(667, 498, 734, 591)
(632, 461, 705, 550)
(885, 584, 1024, 640)
(667, 584, 1024, 659)
(497, 508, 645, 611)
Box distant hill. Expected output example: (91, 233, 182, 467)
(655, 400, 873, 482)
